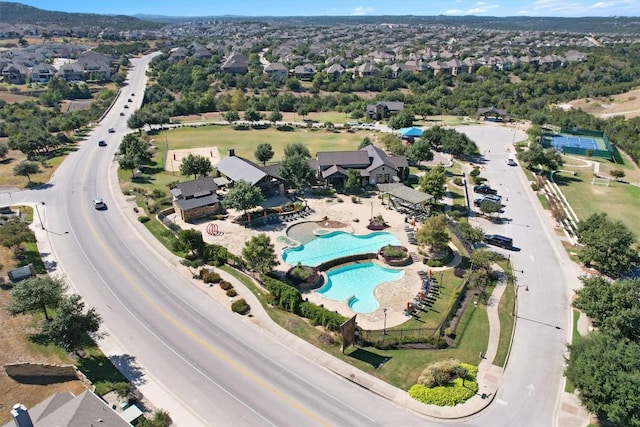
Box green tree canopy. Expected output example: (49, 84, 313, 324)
(254, 143, 275, 166)
(357, 136, 371, 150)
(574, 276, 640, 341)
(179, 154, 212, 179)
(222, 179, 264, 214)
(37, 294, 101, 351)
(518, 142, 564, 170)
(344, 169, 361, 194)
(284, 142, 311, 158)
(387, 109, 414, 129)
(268, 110, 283, 123)
(405, 137, 434, 164)
(242, 233, 279, 274)
(577, 212, 637, 277)
(419, 164, 447, 203)
(279, 153, 315, 189)
(565, 332, 640, 427)
(13, 161, 40, 183)
(224, 110, 240, 122)
(244, 107, 261, 122)
(7, 276, 67, 321)
(416, 214, 450, 252)
(173, 229, 205, 260)
(457, 219, 485, 245)
(0, 219, 35, 252)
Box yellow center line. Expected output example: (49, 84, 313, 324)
(78, 150, 329, 426)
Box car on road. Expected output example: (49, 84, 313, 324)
(473, 184, 498, 195)
(93, 198, 106, 210)
(108, 127, 115, 133)
(98, 140, 107, 147)
(127, 98, 133, 102)
(474, 194, 502, 206)
(120, 112, 125, 116)
(484, 234, 513, 249)
(506, 157, 517, 166)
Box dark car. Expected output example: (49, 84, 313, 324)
(127, 98, 133, 102)
(473, 184, 498, 195)
(120, 112, 125, 116)
(124, 105, 129, 109)
(108, 127, 115, 133)
(98, 140, 107, 147)
(484, 234, 513, 249)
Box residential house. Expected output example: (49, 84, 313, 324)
(388, 63, 411, 78)
(445, 58, 464, 76)
(564, 50, 587, 63)
(215, 149, 285, 195)
(168, 47, 189, 63)
(1, 63, 28, 84)
(353, 61, 381, 78)
(29, 63, 56, 83)
(171, 176, 223, 223)
(366, 101, 404, 120)
(56, 62, 84, 82)
(264, 62, 288, 81)
(316, 144, 408, 188)
(323, 63, 345, 80)
(77, 51, 112, 80)
(293, 64, 316, 81)
(6, 391, 132, 427)
(370, 49, 396, 64)
(221, 52, 248, 74)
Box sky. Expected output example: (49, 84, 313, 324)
(17, 0, 640, 17)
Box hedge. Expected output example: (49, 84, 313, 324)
(299, 302, 346, 332)
(231, 298, 250, 315)
(409, 363, 479, 406)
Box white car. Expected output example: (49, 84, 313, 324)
(93, 198, 106, 210)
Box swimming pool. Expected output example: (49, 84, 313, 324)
(282, 230, 400, 267)
(317, 262, 404, 313)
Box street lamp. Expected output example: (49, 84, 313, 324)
(383, 308, 388, 337)
(34, 202, 45, 230)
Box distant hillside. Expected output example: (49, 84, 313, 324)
(0, 1, 163, 30)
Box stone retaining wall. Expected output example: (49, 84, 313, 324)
(4, 363, 93, 388)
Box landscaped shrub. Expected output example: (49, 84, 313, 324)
(231, 298, 250, 315)
(311, 188, 335, 197)
(205, 244, 230, 266)
(263, 275, 303, 312)
(425, 259, 443, 267)
(531, 182, 539, 192)
(454, 267, 466, 278)
(409, 362, 478, 406)
(286, 264, 319, 287)
(199, 269, 221, 284)
(276, 125, 294, 132)
(380, 245, 407, 259)
(233, 124, 250, 130)
(453, 177, 463, 186)
(219, 280, 233, 291)
(138, 216, 150, 223)
(299, 301, 347, 331)
(226, 288, 238, 297)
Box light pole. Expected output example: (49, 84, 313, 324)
(34, 202, 45, 230)
(382, 308, 387, 339)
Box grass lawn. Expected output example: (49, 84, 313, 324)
(565, 309, 583, 393)
(155, 125, 367, 161)
(76, 345, 131, 396)
(553, 166, 640, 237)
(224, 265, 488, 391)
(493, 266, 516, 367)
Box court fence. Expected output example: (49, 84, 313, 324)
(541, 127, 614, 160)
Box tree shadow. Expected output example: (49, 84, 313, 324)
(348, 348, 392, 369)
(108, 354, 147, 387)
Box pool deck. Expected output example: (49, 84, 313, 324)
(167, 192, 458, 331)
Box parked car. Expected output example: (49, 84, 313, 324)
(120, 112, 125, 116)
(484, 234, 513, 249)
(506, 157, 517, 166)
(98, 140, 107, 147)
(473, 184, 498, 195)
(124, 105, 129, 109)
(474, 194, 502, 206)
(108, 127, 115, 133)
(127, 98, 133, 102)
(93, 198, 106, 210)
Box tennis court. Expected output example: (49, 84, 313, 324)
(546, 134, 599, 151)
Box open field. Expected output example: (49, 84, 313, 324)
(555, 156, 640, 237)
(564, 86, 640, 119)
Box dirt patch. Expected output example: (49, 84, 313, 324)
(566, 87, 640, 119)
(0, 90, 37, 104)
(317, 219, 347, 228)
(165, 146, 221, 172)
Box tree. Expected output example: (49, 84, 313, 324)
(242, 233, 279, 274)
(179, 154, 212, 179)
(573, 276, 640, 341)
(405, 138, 434, 164)
(13, 161, 40, 183)
(358, 136, 371, 150)
(224, 110, 240, 122)
(296, 105, 310, 120)
(173, 229, 205, 260)
(577, 212, 637, 277)
(38, 294, 101, 351)
(268, 110, 283, 123)
(457, 219, 485, 245)
(222, 180, 264, 214)
(419, 164, 447, 203)
(519, 142, 564, 170)
(387, 109, 414, 129)
(279, 153, 315, 189)
(0, 142, 8, 160)
(244, 107, 261, 122)
(478, 200, 502, 218)
(565, 332, 640, 427)
(282, 142, 309, 158)
(344, 169, 361, 194)
(470, 249, 502, 271)
(610, 169, 626, 180)
(255, 143, 274, 166)
(417, 214, 450, 252)
(231, 89, 246, 111)
(118, 154, 138, 179)
(7, 276, 67, 321)
(0, 219, 35, 253)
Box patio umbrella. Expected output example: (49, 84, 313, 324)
(247, 212, 251, 222)
(407, 302, 411, 311)
(264, 210, 267, 218)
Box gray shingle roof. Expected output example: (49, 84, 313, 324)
(317, 151, 370, 168)
(173, 176, 218, 198)
(216, 155, 267, 185)
(174, 194, 219, 210)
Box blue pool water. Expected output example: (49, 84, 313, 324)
(317, 262, 404, 313)
(282, 231, 399, 267)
